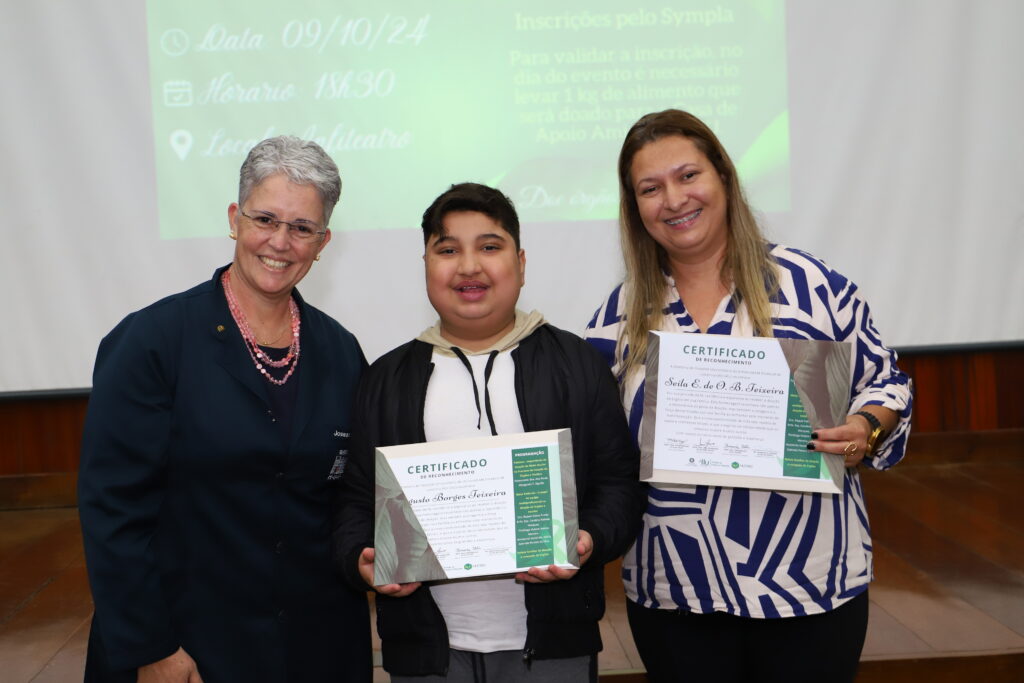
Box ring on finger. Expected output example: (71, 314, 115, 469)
(843, 442, 858, 456)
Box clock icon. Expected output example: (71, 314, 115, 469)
(160, 29, 189, 57)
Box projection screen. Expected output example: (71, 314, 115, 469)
(1, 0, 1022, 394)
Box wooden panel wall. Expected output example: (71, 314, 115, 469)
(0, 396, 87, 477)
(1, 345, 1021, 479)
(896, 346, 1024, 432)
(0, 397, 86, 507)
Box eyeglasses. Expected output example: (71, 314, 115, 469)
(238, 209, 326, 241)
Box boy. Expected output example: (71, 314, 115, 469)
(333, 183, 644, 682)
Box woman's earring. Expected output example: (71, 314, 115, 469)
(229, 231, 237, 240)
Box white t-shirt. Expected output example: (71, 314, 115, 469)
(424, 348, 528, 653)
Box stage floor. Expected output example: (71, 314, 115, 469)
(2, 455, 1022, 681)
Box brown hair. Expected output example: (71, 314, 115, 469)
(421, 182, 521, 249)
(616, 109, 778, 380)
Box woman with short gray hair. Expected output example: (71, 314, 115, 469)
(79, 136, 371, 682)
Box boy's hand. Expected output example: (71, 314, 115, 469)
(358, 547, 421, 597)
(515, 530, 593, 583)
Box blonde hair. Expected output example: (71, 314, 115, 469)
(616, 109, 778, 381)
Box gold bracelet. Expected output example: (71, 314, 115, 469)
(854, 410, 886, 456)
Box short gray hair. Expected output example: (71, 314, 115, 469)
(238, 136, 342, 227)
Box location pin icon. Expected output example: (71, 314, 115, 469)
(170, 129, 193, 160)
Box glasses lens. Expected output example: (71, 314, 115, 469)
(289, 223, 318, 240)
(250, 214, 275, 229)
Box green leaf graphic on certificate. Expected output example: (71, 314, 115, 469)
(550, 518, 568, 565)
(782, 375, 819, 479)
(373, 450, 447, 584)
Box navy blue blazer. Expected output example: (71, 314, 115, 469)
(79, 266, 371, 682)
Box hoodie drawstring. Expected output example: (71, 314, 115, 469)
(451, 347, 500, 436)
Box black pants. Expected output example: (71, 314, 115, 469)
(626, 590, 868, 683)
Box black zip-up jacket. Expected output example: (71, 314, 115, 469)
(332, 324, 646, 676)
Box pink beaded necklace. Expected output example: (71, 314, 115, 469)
(221, 269, 301, 386)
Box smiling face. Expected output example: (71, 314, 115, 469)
(227, 173, 330, 304)
(630, 135, 729, 268)
(424, 210, 526, 350)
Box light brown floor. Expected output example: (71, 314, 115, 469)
(2, 457, 1022, 681)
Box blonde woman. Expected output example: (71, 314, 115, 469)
(584, 110, 912, 683)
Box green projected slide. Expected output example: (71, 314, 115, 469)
(147, 0, 789, 238)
